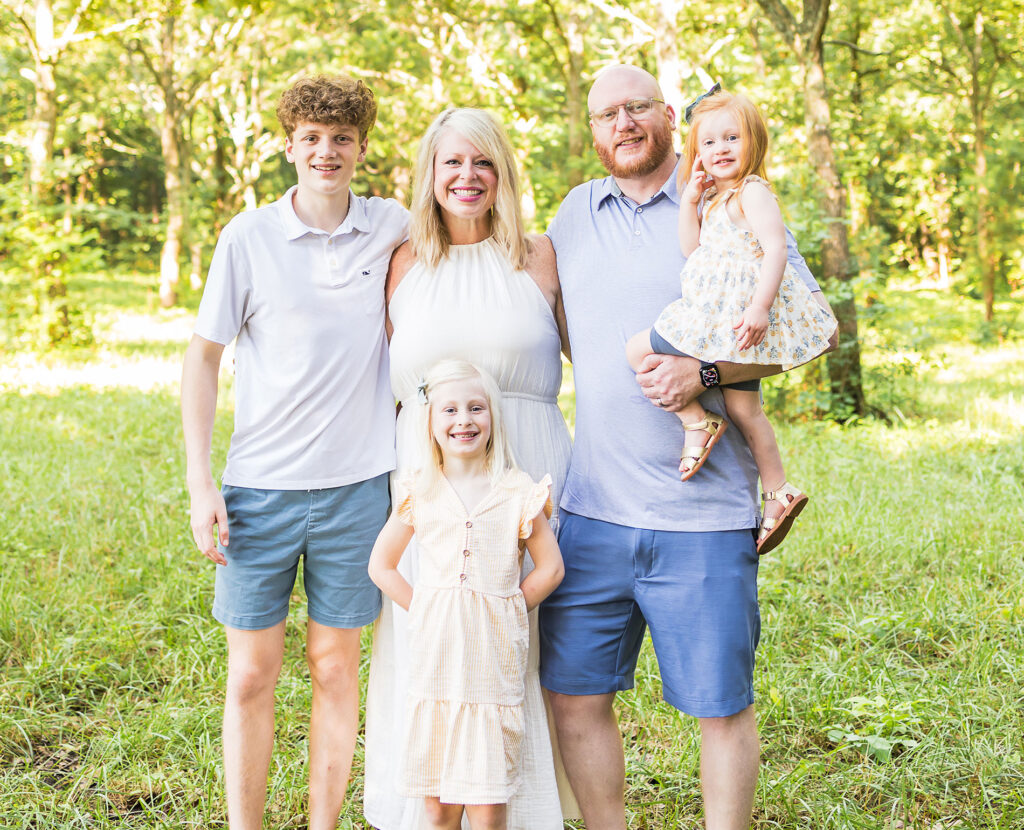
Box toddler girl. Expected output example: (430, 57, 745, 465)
(368, 359, 564, 830)
(626, 88, 837, 554)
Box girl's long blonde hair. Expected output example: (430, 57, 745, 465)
(409, 108, 530, 270)
(413, 360, 517, 490)
(682, 90, 771, 213)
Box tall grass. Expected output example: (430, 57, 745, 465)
(1, 274, 1022, 828)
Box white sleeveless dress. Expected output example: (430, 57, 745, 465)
(363, 238, 575, 829)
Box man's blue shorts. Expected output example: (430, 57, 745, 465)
(212, 473, 389, 631)
(539, 510, 760, 718)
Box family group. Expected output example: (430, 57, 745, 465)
(181, 63, 837, 830)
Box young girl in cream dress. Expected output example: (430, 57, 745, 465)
(626, 89, 837, 554)
(369, 360, 564, 830)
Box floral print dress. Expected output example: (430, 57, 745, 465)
(653, 176, 836, 370)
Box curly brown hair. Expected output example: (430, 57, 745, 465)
(276, 76, 378, 141)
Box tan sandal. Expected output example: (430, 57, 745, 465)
(679, 412, 727, 481)
(757, 482, 808, 555)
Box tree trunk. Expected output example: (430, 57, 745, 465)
(158, 14, 185, 308)
(754, 0, 866, 416)
(653, 0, 685, 132)
(27, 0, 58, 199)
(565, 8, 586, 189)
(969, 12, 994, 322)
(804, 38, 865, 415)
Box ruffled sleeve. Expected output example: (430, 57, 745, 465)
(518, 473, 554, 539)
(392, 473, 417, 527)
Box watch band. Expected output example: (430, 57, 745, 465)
(699, 361, 721, 388)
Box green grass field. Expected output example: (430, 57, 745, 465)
(2, 274, 1022, 828)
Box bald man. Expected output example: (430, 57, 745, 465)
(535, 65, 833, 829)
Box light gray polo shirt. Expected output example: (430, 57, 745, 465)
(548, 163, 818, 532)
(195, 186, 408, 490)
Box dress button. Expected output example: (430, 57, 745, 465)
(465, 521, 472, 528)
(634, 230, 641, 236)
(637, 207, 643, 214)
(460, 573, 467, 582)
(463, 549, 471, 557)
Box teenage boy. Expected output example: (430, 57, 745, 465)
(181, 76, 407, 830)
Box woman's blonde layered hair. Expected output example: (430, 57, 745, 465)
(682, 90, 771, 212)
(412, 360, 517, 490)
(409, 108, 530, 270)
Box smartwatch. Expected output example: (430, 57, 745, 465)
(699, 361, 721, 389)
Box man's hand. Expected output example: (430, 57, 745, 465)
(635, 353, 703, 412)
(733, 306, 769, 351)
(189, 481, 229, 566)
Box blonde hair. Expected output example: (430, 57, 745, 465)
(409, 108, 530, 270)
(682, 90, 770, 213)
(414, 360, 517, 489)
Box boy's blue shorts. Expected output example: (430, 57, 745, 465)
(539, 510, 760, 718)
(212, 473, 389, 631)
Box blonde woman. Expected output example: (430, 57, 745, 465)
(363, 109, 575, 830)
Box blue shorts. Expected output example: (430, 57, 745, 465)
(212, 474, 389, 631)
(539, 511, 760, 718)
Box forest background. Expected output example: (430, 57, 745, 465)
(2, 0, 1023, 828)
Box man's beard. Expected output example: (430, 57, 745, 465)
(593, 122, 674, 179)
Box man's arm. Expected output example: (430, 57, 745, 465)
(638, 292, 838, 410)
(181, 334, 229, 564)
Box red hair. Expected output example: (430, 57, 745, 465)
(682, 90, 771, 212)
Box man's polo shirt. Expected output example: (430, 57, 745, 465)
(195, 186, 408, 490)
(548, 164, 818, 532)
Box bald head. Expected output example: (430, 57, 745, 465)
(588, 65, 664, 113)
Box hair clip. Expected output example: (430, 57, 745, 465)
(416, 380, 428, 405)
(683, 82, 721, 125)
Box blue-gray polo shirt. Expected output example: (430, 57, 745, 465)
(547, 162, 818, 532)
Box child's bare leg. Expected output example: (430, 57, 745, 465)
(465, 803, 507, 830)
(625, 328, 655, 371)
(722, 387, 809, 552)
(424, 797, 464, 829)
(722, 388, 785, 512)
(625, 330, 724, 478)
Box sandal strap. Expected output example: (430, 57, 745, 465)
(682, 411, 725, 434)
(762, 481, 803, 503)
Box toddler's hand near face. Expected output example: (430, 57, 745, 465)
(679, 156, 713, 206)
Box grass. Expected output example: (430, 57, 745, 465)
(1, 275, 1023, 828)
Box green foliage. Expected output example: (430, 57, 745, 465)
(0, 182, 99, 350)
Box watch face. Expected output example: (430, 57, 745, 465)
(700, 364, 720, 388)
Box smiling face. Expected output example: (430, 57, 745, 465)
(695, 109, 746, 188)
(432, 129, 499, 232)
(285, 121, 367, 199)
(588, 67, 676, 180)
(429, 376, 493, 466)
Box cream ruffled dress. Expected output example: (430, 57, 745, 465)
(393, 470, 552, 804)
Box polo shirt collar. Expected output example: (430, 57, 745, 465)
(276, 185, 370, 240)
(593, 155, 684, 211)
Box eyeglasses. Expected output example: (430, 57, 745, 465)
(588, 98, 665, 127)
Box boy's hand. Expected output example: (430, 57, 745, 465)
(734, 306, 769, 351)
(190, 482, 229, 566)
(679, 156, 713, 206)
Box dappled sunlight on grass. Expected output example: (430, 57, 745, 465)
(3, 281, 1023, 828)
(0, 309, 235, 395)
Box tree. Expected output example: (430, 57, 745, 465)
(752, 0, 866, 415)
(898, 1, 1022, 321)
